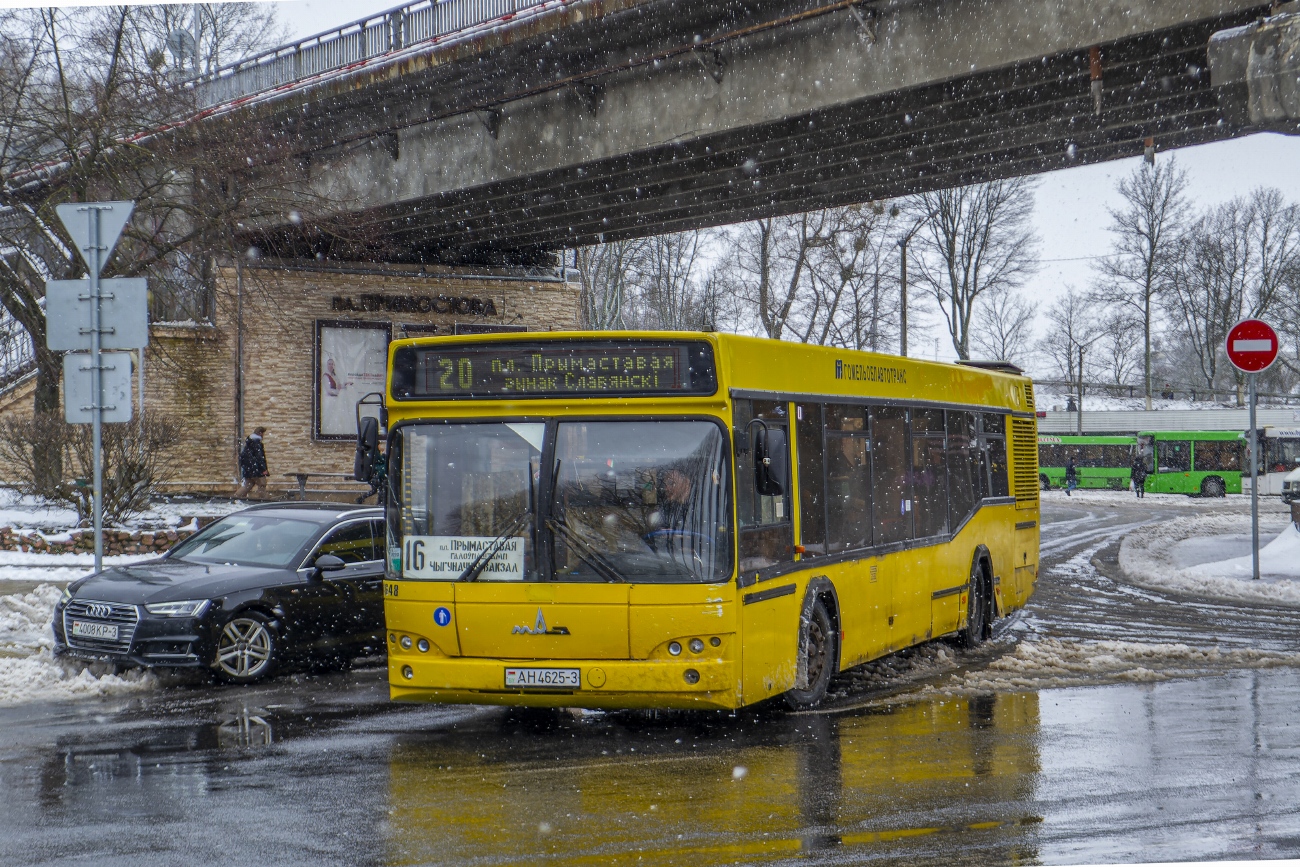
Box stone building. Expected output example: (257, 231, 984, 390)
(0, 260, 581, 498)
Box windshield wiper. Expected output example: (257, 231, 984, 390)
(457, 510, 530, 582)
(547, 514, 627, 583)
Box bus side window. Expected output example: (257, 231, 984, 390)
(947, 411, 977, 528)
(980, 414, 1009, 498)
(870, 406, 912, 545)
(826, 404, 871, 553)
(1193, 440, 1241, 472)
(1160, 440, 1191, 473)
(734, 399, 793, 574)
(911, 410, 948, 538)
(795, 403, 827, 557)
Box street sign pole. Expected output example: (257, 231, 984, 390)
(1225, 318, 1279, 583)
(53, 200, 137, 574)
(1249, 372, 1259, 582)
(88, 208, 105, 573)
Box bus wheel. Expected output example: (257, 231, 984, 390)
(962, 560, 989, 649)
(1200, 477, 1226, 498)
(785, 598, 837, 710)
(1040, 474, 1051, 491)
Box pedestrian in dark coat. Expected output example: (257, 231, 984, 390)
(235, 427, 269, 499)
(1131, 454, 1148, 499)
(1065, 457, 1078, 497)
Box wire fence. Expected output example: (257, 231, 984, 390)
(192, 0, 555, 109)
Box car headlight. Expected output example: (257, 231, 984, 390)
(60, 585, 72, 603)
(145, 600, 211, 617)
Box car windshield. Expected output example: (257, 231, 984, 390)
(389, 420, 732, 584)
(168, 514, 323, 568)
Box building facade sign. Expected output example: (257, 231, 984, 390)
(331, 293, 498, 316)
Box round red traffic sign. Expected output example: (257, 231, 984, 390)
(1225, 319, 1279, 373)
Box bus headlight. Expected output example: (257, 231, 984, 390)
(400, 635, 412, 650)
(401, 665, 414, 680)
(668, 641, 682, 656)
(689, 638, 705, 654)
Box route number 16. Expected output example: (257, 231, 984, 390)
(405, 538, 426, 571)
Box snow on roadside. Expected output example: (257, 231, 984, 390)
(932, 638, 1300, 694)
(0, 582, 157, 706)
(1119, 513, 1300, 606)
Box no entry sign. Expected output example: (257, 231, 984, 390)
(1225, 319, 1279, 373)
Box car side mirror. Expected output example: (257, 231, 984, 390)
(354, 416, 379, 482)
(312, 554, 347, 579)
(754, 426, 788, 497)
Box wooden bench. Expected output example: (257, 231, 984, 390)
(283, 472, 372, 502)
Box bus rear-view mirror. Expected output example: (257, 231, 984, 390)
(754, 426, 788, 497)
(354, 416, 379, 482)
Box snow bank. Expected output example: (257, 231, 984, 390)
(934, 638, 1300, 694)
(1119, 513, 1300, 606)
(0, 583, 156, 707)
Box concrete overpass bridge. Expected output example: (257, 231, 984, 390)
(192, 0, 1300, 264)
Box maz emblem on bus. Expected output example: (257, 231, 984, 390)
(512, 608, 571, 636)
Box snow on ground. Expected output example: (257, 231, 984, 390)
(1034, 387, 1296, 413)
(1040, 488, 1291, 511)
(1119, 513, 1300, 605)
(933, 638, 1300, 694)
(0, 582, 156, 707)
(0, 490, 244, 533)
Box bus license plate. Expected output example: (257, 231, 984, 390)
(504, 667, 580, 689)
(71, 621, 118, 640)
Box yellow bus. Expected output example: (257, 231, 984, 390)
(377, 332, 1039, 711)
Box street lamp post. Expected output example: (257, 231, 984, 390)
(893, 211, 934, 358)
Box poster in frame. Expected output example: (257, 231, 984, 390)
(315, 320, 391, 440)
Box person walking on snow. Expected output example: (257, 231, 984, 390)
(1130, 453, 1148, 499)
(1065, 457, 1078, 497)
(235, 427, 269, 500)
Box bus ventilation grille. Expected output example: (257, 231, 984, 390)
(1023, 383, 1036, 411)
(1010, 417, 1039, 505)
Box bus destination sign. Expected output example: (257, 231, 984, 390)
(391, 340, 718, 399)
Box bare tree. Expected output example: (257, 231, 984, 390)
(970, 285, 1036, 365)
(131, 4, 287, 76)
(909, 179, 1039, 360)
(632, 230, 708, 331)
(1095, 307, 1143, 386)
(1037, 289, 1103, 424)
(0, 5, 298, 487)
(576, 239, 644, 329)
(1162, 189, 1300, 401)
(1094, 158, 1189, 408)
(726, 212, 831, 340)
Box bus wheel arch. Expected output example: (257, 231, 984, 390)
(1039, 474, 1051, 491)
(785, 579, 840, 710)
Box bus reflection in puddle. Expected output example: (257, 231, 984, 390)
(383, 692, 1041, 865)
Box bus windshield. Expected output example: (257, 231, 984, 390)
(390, 420, 732, 584)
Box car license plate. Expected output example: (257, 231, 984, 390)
(504, 667, 580, 689)
(71, 620, 118, 640)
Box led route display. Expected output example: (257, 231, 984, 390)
(391, 340, 717, 399)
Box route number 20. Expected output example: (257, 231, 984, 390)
(437, 358, 474, 390)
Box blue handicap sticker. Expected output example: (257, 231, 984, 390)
(433, 607, 452, 627)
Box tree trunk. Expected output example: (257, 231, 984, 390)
(32, 343, 64, 491)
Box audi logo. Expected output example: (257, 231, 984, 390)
(86, 603, 112, 619)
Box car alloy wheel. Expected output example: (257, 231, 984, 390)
(216, 614, 277, 683)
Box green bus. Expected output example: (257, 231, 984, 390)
(1136, 430, 1244, 497)
(1037, 435, 1137, 491)
(1038, 431, 1245, 497)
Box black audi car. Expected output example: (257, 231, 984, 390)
(53, 503, 386, 683)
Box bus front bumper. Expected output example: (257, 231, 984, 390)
(388, 655, 741, 711)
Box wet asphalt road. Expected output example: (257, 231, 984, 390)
(2, 495, 1300, 866)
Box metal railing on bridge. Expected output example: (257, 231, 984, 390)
(192, 0, 556, 110)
